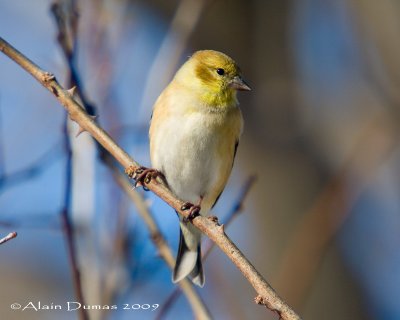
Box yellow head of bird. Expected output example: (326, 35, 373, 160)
(175, 50, 251, 108)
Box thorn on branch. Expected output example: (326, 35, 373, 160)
(67, 86, 76, 96)
(75, 126, 86, 137)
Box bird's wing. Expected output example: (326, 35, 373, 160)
(212, 139, 239, 208)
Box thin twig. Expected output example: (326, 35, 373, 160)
(60, 111, 88, 320)
(0, 142, 62, 193)
(51, 2, 88, 320)
(155, 289, 182, 320)
(60, 82, 89, 320)
(51, 0, 95, 115)
(0, 231, 17, 245)
(156, 175, 257, 319)
(0, 36, 301, 320)
(0, 212, 62, 230)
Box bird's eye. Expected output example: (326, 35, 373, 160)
(216, 68, 225, 76)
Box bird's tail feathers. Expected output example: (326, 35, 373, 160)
(173, 228, 204, 287)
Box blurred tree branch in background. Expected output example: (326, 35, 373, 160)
(0, 36, 301, 320)
(274, 117, 397, 310)
(139, 0, 208, 114)
(0, 143, 62, 193)
(51, 1, 89, 319)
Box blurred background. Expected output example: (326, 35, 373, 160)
(1, 0, 400, 319)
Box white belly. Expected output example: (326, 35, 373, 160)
(151, 112, 222, 206)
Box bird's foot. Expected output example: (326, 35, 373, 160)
(181, 202, 201, 222)
(125, 166, 163, 190)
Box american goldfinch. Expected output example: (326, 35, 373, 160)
(140, 50, 250, 287)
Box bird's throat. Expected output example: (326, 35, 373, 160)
(199, 89, 237, 110)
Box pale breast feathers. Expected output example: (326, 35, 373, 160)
(149, 83, 243, 212)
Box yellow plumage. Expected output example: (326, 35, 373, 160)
(149, 50, 250, 286)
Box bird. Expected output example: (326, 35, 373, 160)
(138, 50, 250, 287)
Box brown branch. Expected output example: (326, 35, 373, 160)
(0, 36, 301, 320)
(156, 175, 257, 319)
(0, 231, 17, 245)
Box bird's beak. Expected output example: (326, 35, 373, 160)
(230, 76, 251, 91)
